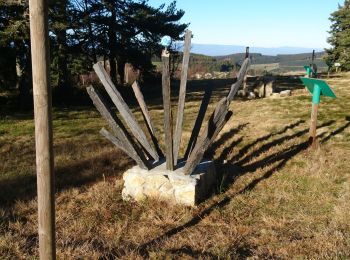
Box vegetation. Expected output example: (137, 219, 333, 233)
(168, 52, 328, 76)
(0, 0, 187, 99)
(1, 72, 350, 258)
(325, 0, 350, 71)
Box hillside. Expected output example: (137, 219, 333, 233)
(166, 51, 328, 76)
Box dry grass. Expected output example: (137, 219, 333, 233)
(1, 73, 350, 259)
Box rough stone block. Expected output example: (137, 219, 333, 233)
(122, 159, 216, 206)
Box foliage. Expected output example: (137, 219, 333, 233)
(325, 0, 350, 71)
(0, 0, 187, 96)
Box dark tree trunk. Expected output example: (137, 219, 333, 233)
(55, 0, 70, 89)
(57, 30, 69, 89)
(117, 57, 125, 84)
(84, 0, 97, 63)
(108, 9, 117, 84)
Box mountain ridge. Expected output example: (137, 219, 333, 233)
(189, 43, 325, 56)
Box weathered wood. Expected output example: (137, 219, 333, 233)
(131, 81, 164, 158)
(173, 30, 192, 165)
(184, 84, 213, 159)
(183, 97, 232, 175)
(100, 128, 149, 167)
(162, 50, 174, 170)
(93, 63, 159, 161)
(29, 0, 55, 258)
(309, 103, 319, 149)
(87, 86, 150, 169)
(227, 58, 251, 102)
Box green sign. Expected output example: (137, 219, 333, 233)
(300, 77, 336, 104)
(304, 65, 313, 76)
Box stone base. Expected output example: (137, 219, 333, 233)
(122, 160, 216, 206)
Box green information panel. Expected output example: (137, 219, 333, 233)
(300, 78, 336, 99)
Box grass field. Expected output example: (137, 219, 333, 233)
(0, 73, 350, 258)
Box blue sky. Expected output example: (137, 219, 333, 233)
(148, 0, 345, 48)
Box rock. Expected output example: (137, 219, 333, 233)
(237, 90, 246, 97)
(204, 73, 212, 79)
(265, 80, 274, 97)
(121, 160, 216, 206)
(194, 73, 202, 80)
(279, 90, 291, 97)
(270, 93, 280, 98)
(255, 82, 265, 98)
(248, 92, 256, 99)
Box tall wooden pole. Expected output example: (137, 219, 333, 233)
(173, 30, 192, 165)
(29, 0, 56, 259)
(162, 50, 174, 171)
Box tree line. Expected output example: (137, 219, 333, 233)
(0, 0, 187, 100)
(325, 0, 350, 71)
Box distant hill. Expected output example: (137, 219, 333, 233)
(189, 43, 324, 56)
(216, 52, 327, 66)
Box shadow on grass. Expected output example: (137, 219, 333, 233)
(0, 150, 134, 209)
(107, 119, 350, 259)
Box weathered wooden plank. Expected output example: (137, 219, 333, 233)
(93, 62, 159, 161)
(173, 30, 192, 165)
(87, 86, 150, 170)
(131, 81, 164, 158)
(184, 84, 213, 159)
(227, 58, 251, 102)
(183, 97, 232, 175)
(162, 50, 174, 170)
(100, 127, 148, 167)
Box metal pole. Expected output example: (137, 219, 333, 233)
(29, 0, 56, 259)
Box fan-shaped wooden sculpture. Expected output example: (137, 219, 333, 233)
(87, 31, 251, 205)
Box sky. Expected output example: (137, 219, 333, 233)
(147, 0, 345, 48)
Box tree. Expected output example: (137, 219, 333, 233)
(0, 0, 31, 99)
(72, 0, 188, 84)
(325, 1, 350, 71)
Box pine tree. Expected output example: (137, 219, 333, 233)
(325, 0, 350, 71)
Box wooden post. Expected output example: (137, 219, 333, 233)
(29, 0, 55, 259)
(94, 63, 159, 161)
(173, 30, 192, 165)
(309, 103, 319, 148)
(242, 47, 249, 96)
(162, 50, 174, 170)
(131, 81, 164, 158)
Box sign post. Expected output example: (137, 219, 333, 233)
(300, 78, 336, 148)
(304, 66, 313, 78)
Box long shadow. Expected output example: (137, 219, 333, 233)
(205, 123, 249, 159)
(115, 120, 347, 258)
(0, 149, 134, 209)
(320, 117, 350, 144)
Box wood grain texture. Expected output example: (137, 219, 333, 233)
(227, 58, 251, 102)
(93, 63, 159, 161)
(173, 30, 192, 165)
(131, 81, 164, 158)
(87, 86, 150, 169)
(29, 0, 56, 258)
(183, 97, 232, 175)
(162, 50, 174, 170)
(183, 57, 251, 174)
(309, 103, 319, 149)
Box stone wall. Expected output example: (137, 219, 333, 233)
(122, 160, 217, 206)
